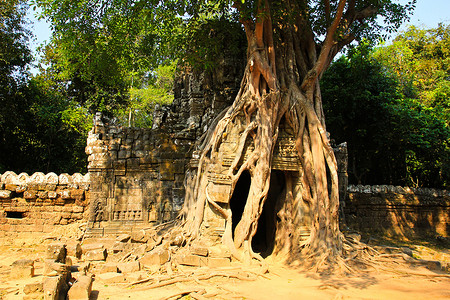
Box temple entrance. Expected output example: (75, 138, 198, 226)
(230, 170, 251, 238)
(251, 170, 286, 257)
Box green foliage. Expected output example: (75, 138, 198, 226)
(322, 37, 450, 189)
(374, 24, 450, 110)
(114, 62, 176, 128)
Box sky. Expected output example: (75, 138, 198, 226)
(26, 0, 450, 73)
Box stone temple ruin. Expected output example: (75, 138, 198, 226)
(0, 48, 448, 242)
(1, 57, 448, 241)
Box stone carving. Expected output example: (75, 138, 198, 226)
(17, 173, 30, 185)
(59, 174, 71, 185)
(45, 173, 59, 185)
(29, 172, 45, 184)
(2, 171, 17, 184)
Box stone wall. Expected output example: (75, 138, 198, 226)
(344, 184, 450, 239)
(86, 54, 245, 226)
(0, 172, 90, 233)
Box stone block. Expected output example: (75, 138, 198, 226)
(84, 248, 107, 261)
(130, 230, 148, 243)
(66, 242, 82, 259)
(208, 245, 231, 258)
(139, 248, 170, 267)
(10, 259, 34, 279)
(67, 275, 92, 300)
(70, 190, 84, 201)
(116, 233, 131, 242)
(117, 261, 140, 274)
(125, 271, 147, 283)
(43, 275, 69, 300)
(61, 190, 71, 200)
(5, 184, 18, 191)
(48, 191, 58, 199)
(207, 257, 231, 268)
(81, 243, 104, 254)
(100, 263, 118, 273)
(24, 190, 37, 200)
(190, 247, 208, 257)
(0, 190, 11, 199)
(176, 254, 208, 267)
(38, 191, 49, 199)
(96, 272, 125, 284)
(47, 243, 67, 263)
(24, 282, 43, 294)
(16, 185, 27, 193)
(43, 260, 71, 277)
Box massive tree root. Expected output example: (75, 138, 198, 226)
(178, 0, 381, 273)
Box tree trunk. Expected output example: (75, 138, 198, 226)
(182, 0, 346, 270)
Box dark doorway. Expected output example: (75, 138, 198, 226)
(230, 170, 251, 238)
(251, 170, 285, 257)
(6, 211, 25, 219)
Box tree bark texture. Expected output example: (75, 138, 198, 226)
(181, 0, 371, 270)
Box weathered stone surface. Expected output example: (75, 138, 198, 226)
(81, 243, 104, 253)
(207, 257, 231, 268)
(130, 230, 148, 243)
(190, 247, 208, 257)
(0, 190, 12, 199)
(124, 271, 147, 283)
(10, 259, 34, 279)
(47, 243, 67, 263)
(176, 254, 208, 267)
(43, 260, 71, 276)
(24, 282, 43, 294)
(139, 248, 170, 267)
(208, 245, 231, 258)
(116, 234, 131, 243)
(96, 272, 125, 284)
(66, 242, 82, 259)
(43, 275, 69, 300)
(67, 275, 92, 300)
(84, 248, 107, 261)
(99, 263, 118, 273)
(117, 261, 140, 274)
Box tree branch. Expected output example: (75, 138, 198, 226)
(301, 0, 346, 91)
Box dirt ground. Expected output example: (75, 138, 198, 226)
(0, 226, 449, 300)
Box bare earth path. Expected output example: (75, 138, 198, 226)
(0, 230, 449, 299)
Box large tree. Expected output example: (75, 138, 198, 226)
(181, 0, 414, 270)
(37, 0, 415, 270)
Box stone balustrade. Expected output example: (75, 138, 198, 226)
(0, 171, 90, 233)
(345, 184, 449, 239)
(347, 184, 449, 197)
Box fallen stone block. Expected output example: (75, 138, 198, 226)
(43, 260, 71, 277)
(131, 230, 148, 243)
(43, 275, 69, 300)
(125, 271, 147, 283)
(176, 255, 208, 267)
(66, 242, 82, 259)
(207, 257, 231, 268)
(100, 263, 118, 273)
(116, 234, 131, 243)
(208, 245, 231, 258)
(67, 275, 93, 300)
(47, 243, 67, 263)
(24, 282, 43, 295)
(96, 272, 125, 284)
(81, 243, 104, 254)
(139, 248, 169, 267)
(117, 261, 140, 274)
(190, 247, 208, 257)
(84, 248, 107, 261)
(10, 259, 34, 279)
